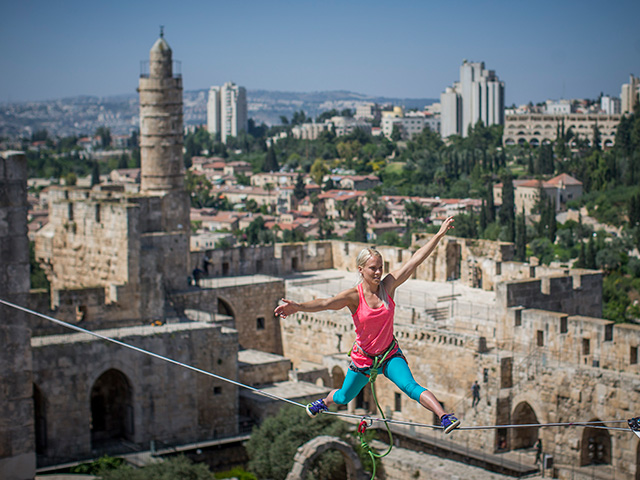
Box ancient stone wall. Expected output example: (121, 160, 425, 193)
(238, 350, 292, 387)
(215, 280, 285, 354)
(170, 278, 285, 354)
(0, 151, 36, 480)
(496, 272, 602, 318)
(506, 353, 640, 478)
(39, 187, 139, 291)
(192, 241, 334, 278)
(31, 322, 238, 467)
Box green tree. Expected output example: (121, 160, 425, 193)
(310, 158, 329, 187)
(293, 173, 306, 201)
(365, 191, 388, 223)
(185, 171, 214, 208)
(390, 124, 402, 142)
(246, 406, 362, 480)
(91, 161, 100, 187)
(264, 144, 279, 172)
(354, 204, 367, 242)
(515, 206, 527, 261)
(244, 216, 274, 245)
(95, 126, 111, 149)
(98, 455, 215, 480)
(498, 169, 515, 242)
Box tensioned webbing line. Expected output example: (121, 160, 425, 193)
(1, 298, 635, 434)
(0, 298, 304, 409)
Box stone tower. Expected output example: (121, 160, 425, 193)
(139, 28, 184, 194)
(0, 151, 36, 480)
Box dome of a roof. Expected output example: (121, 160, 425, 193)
(151, 36, 171, 54)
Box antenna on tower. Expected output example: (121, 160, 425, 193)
(160, 25, 164, 38)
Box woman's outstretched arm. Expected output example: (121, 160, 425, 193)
(384, 216, 455, 295)
(274, 287, 358, 318)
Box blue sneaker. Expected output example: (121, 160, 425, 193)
(441, 413, 461, 434)
(306, 399, 329, 417)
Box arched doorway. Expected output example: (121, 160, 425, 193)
(331, 366, 345, 389)
(580, 422, 611, 466)
(90, 369, 134, 449)
(511, 402, 539, 449)
(33, 384, 47, 455)
(218, 298, 235, 319)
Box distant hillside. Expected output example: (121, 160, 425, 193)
(0, 90, 437, 138)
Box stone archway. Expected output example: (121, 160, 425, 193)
(90, 369, 134, 449)
(217, 297, 235, 320)
(511, 401, 539, 449)
(580, 421, 611, 466)
(286, 435, 366, 480)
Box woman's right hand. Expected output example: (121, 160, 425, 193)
(274, 298, 299, 318)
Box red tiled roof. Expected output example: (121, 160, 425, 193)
(547, 173, 582, 186)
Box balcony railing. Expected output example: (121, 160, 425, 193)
(139, 60, 182, 78)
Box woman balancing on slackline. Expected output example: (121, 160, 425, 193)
(274, 215, 461, 434)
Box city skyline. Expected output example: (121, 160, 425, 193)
(1, 0, 639, 106)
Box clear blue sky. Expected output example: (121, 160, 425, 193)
(1, 0, 639, 106)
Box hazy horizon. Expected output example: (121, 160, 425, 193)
(1, 0, 639, 106)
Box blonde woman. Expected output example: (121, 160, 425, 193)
(274, 216, 460, 433)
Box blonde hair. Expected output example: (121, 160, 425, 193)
(355, 247, 389, 307)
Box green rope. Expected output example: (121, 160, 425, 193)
(358, 351, 394, 479)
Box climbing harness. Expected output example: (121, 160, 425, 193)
(2, 298, 639, 478)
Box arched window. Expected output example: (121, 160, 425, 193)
(580, 421, 611, 466)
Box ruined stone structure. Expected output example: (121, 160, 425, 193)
(286, 436, 366, 480)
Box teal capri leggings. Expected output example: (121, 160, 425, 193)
(332, 354, 427, 405)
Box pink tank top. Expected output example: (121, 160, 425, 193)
(350, 283, 397, 368)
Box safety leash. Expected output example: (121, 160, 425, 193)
(357, 350, 394, 480)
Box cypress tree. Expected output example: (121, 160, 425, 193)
(264, 144, 279, 172)
(515, 206, 527, 261)
(354, 205, 367, 243)
(499, 170, 515, 242)
(91, 161, 100, 187)
(479, 198, 487, 233)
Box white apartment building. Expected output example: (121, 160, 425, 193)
(601, 95, 621, 115)
(621, 74, 639, 114)
(207, 82, 248, 143)
(440, 60, 505, 138)
(544, 100, 572, 115)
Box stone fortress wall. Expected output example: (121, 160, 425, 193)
(0, 151, 36, 480)
(31, 322, 239, 467)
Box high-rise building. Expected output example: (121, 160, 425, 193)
(207, 82, 248, 143)
(440, 60, 504, 138)
(621, 74, 639, 114)
(601, 95, 621, 115)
